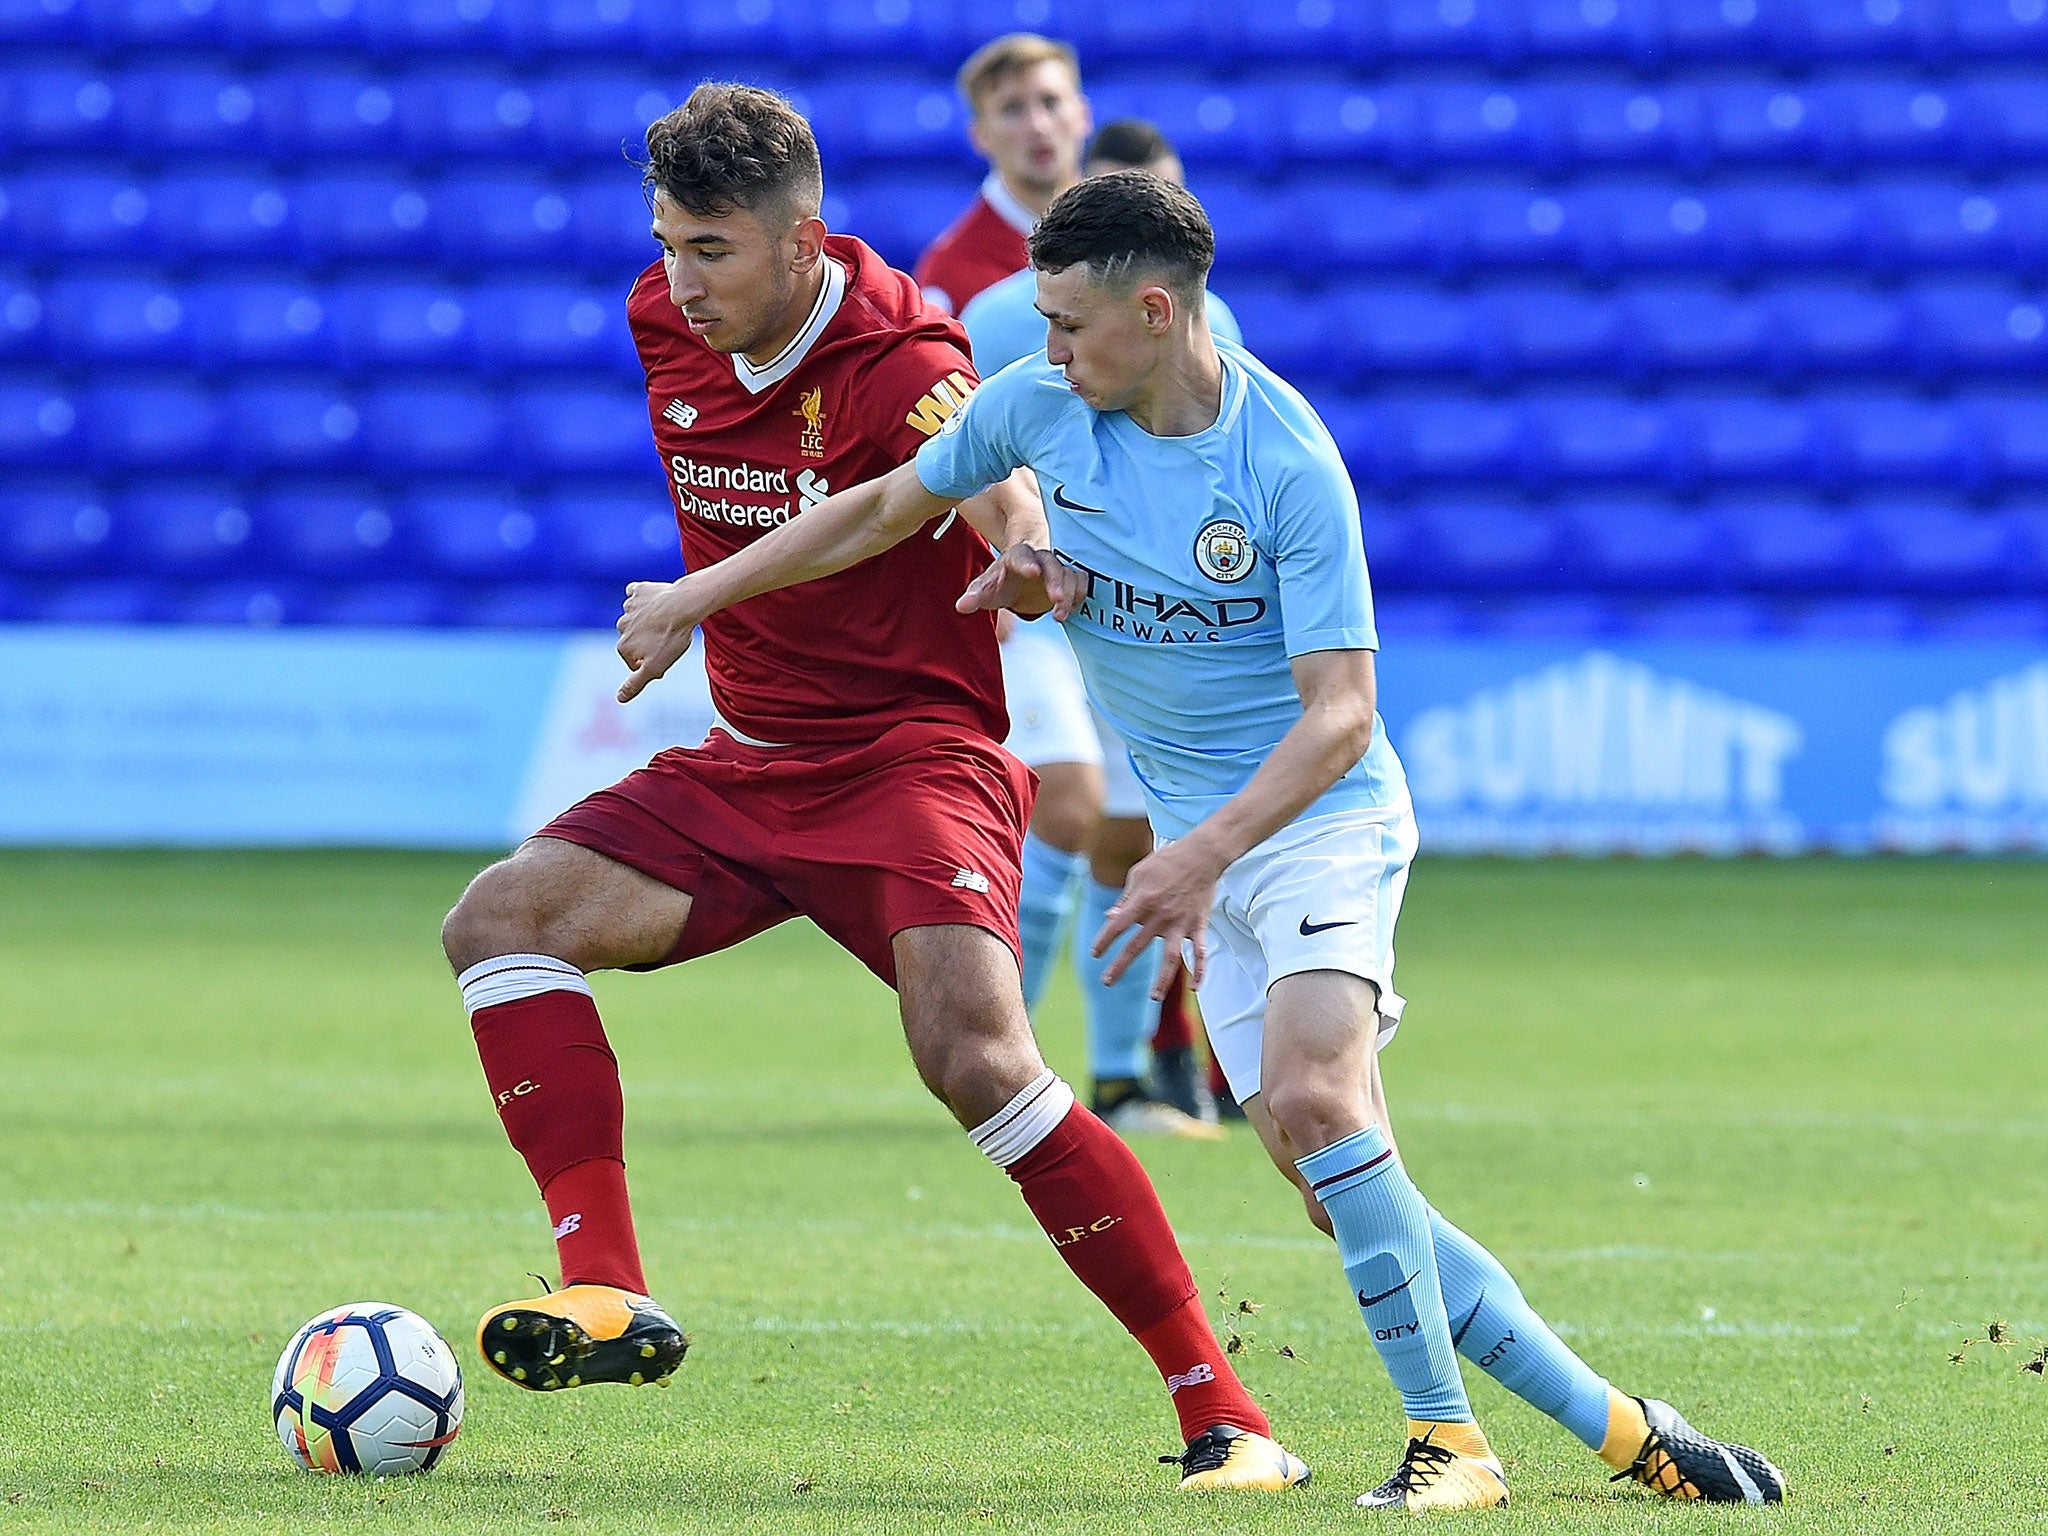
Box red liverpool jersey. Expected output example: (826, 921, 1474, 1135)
(912, 176, 1035, 316)
(629, 234, 1004, 749)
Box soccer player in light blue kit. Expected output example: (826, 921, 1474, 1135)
(613, 169, 1786, 1510)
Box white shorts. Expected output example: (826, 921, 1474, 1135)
(1000, 619, 1100, 771)
(1195, 801, 1418, 1104)
(1091, 707, 1149, 821)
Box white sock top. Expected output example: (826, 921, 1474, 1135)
(969, 1069, 1076, 1169)
(458, 952, 592, 1014)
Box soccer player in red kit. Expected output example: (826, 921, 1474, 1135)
(912, 33, 1090, 317)
(438, 83, 1308, 1493)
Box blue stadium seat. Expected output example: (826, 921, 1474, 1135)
(26, 576, 166, 623)
(1280, 79, 1419, 168)
(358, 0, 510, 53)
(118, 479, 255, 578)
(1672, 392, 1818, 484)
(1331, 283, 1476, 377)
(116, 68, 259, 157)
(432, 175, 576, 264)
(1378, 0, 1520, 62)
(358, 380, 501, 472)
(1221, 279, 1323, 379)
(1963, 78, 2048, 170)
(291, 173, 430, 264)
(1569, 497, 1725, 591)
(829, 173, 970, 272)
(408, 487, 547, 578)
(1228, 0, 1373, 61)
(1862, 495, 2015, 593)
(182, 278, 331, 368)
(470, 280, 637, 371)
(1375, 395, 1524, 487)
(499, 0, 646, 55)
(1779, 0, 1937, 60)
(530, 75, 675, 165)
(1118, 74, 1273, 169)
(2008, 180, 2048, 274)
(1620, 282, 1770, 377)
(1471, 281, 1622, 378)
(0, 478, 113, 573)
(1906, 281, 2046, 377)
(84, 0, 232, 47)
(1356, 503, 1426, 588)
(509, 384, 650, 474)
(1715, 495, 1866, 590)
(2012, 499, 2048, 582)
(1483, 594, 1618, 638)
(1952, 0, 2048, 57)
(1561, 84, 1703, 169)
(1523, 392, 1672, 486)
(1835, 79, 1964, 166)
(256, 69, 405, 157)
(811, 0, 940, 61)
(395, 68, 543, 160)
(309, 579, 453, 626)
(1816, 392, 1976, 487)
(642, 0, 795, 55)
(1420, 82, 1557, 168)
(568, 172, 658, 273)
(1922, 597, 2048, 641)
(43, 276, 192, 363)
(808, 72, 966, 167)
(1576, 182, 1733, 275)
(153, 170, 294, 261)
(1308, 178, 1437, 275)
(1371, 594, 1477, 638)
(257, 481, 401, 578)
(2, 61, 118, 152)
(1411, 497, 1567, 589)
(1761, 281, 1908, 377)
(1704, 84, 1839, 166)
(0, 373, 81, 465)
(221, 379, 362, 471)
(1785, 596, 1921, 638)
(0, 0, 89, 46)
(81, 378, 221, 470)
(1442, 183, 1579, 273)
(462, 580, 614, 628)
(0, 271, 45, 358)
(167, 578, 307, 626)
(1660, 0, 1792, 59)
(1091, 0, 1219, 61)
(222, 0, 364, 50)
(5, 171, 155, 258)
(1730, 180, 1867, 271)
(327, 282, 476, 370)
(539, 484, 681, 582)
(1626, 595, 1775, 640)
(1866, 180, 2013, 271)
(1521, 0, 1660, 62)
(1199, 173, 1292, 274)
(1965, 391, 2048, 485)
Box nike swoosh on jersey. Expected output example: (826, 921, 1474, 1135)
(1050, 483, 1109, 516)
(1298, 916, 1358, 935)
(1357, 1270, 1420, 1308)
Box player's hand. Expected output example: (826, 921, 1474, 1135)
(957, 544, 1085, 622)
(1090, 837, 1227, 999)
(616, 579, 701, 703)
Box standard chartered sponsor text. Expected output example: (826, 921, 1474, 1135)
(671, 455, 796, 527)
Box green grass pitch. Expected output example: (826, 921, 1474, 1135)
(3, 850, 2046, 1533)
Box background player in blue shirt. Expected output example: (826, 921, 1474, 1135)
(613, 171, 1786, 1513)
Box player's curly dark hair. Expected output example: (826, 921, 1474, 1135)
(641, 82, 823, 225)
(1028, 169, 1214, 297)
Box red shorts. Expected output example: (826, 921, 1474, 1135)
(537, 720, 1036, 988)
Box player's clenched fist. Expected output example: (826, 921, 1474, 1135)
(615, 579, 703, 703)
(957, 543, 1087, 621)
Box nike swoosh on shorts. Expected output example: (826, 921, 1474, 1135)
(1298, 916, 1358, 936)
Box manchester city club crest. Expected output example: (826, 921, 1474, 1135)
(1192, 518, 1255, 583)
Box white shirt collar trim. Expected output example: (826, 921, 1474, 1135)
(982, 172, 1039, 238)
(730, 257, 848, 396)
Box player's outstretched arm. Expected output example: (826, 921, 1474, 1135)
(1093, 648, 1380, 995)
(614, 460, 952, 702)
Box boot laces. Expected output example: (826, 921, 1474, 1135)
(1372, 1435, 1459, 1499)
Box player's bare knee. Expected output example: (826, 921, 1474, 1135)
(1261, 1070, 1358, 1154)
(1029, 776, 1101, 853)
(441, 859, 536, 973)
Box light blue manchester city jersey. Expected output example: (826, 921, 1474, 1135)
(915, 338, 1407, 839)
(960, 266, 1243, 376)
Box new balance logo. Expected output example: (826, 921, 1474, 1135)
(552, 1212, 582, 1239)
(662, 399, 698, 428)
(1166, 1363, 1215, 1393)
(951, 868, 990, 893)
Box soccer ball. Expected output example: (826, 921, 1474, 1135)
(271, 1303, 465, 1475)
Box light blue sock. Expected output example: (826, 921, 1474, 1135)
(1430, 1206, 1612, 1449)
(1297, 1127, 1471, 1424)
(1017, 832, 1083, 1012)
(1072, 876, 1160, 1083)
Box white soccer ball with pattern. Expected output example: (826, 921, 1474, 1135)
(271, 1303, 464, 1475)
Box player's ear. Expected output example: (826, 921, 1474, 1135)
(1139, 284, 1176, 336)
(788, 215, 828, 274)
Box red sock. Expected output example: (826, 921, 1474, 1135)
(1206, 1049, 1230, 1099)
(470, 990, 648, 1295)
(1151, 969, 1194, 1053)
(1006, 1102, 1269, 1442)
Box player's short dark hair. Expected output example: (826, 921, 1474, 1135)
(1029, 169, 1214, 297)
(641, 82, 823, 225)
(1085, 118, 1175, 171)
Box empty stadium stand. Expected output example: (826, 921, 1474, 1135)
(1, 0, 2044, 635)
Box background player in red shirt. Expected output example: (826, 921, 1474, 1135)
(912, 34, 1089, 317)
(438, 83, 1307, 1493)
